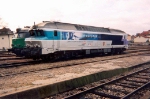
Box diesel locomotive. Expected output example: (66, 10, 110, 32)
(21, 21, 128, 60)
(11, 27, 30, 56)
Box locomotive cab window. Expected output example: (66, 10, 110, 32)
(36, 30, 45, 36)
(29, 30, 35, 36)
(54, 30, 57, 36)
(29, 30, 44, 36)
(17, 32, 30, 38)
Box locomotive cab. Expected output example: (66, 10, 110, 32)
(11, 28, 30, 56)
(23, 29, 60, 59)
(26, 29, 59, 48)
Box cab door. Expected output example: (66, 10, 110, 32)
(53, 30, 60, 51)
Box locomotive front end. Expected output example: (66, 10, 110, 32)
(21, 29, 44, 59)
(22, 40, 42, 58)
(11, 28, 30, 56)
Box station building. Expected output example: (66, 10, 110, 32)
(0, 27, 14, 51)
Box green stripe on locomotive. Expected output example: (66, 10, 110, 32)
(12, 27, 30, 49)
(12, 38, 26, 48)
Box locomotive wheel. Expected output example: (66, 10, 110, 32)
(41, 56, 48, 61)
(111, 49, 116, 55)
(54, 54, 60, 61)
(63, 53, 71, 60)
(33, 57, 37, 61)
(119, 49, 123, 54)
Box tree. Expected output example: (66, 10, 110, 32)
(0, 17, 8, 28)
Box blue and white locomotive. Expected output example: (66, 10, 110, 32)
(22, 21, 128, 60)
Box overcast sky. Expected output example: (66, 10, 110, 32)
(0, 0, 150, 35)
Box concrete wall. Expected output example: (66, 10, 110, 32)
(0, 34, 14, 50)
(127, 35, 131, 41)
(134, 36, 148, 43)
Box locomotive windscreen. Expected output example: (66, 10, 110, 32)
(29, 30, 45, 36)
(17, 32, 30, 38)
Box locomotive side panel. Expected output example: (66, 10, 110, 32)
(58, 31, 113, 51)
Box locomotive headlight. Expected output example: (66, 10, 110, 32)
(26, 44, 30, 48)
(33, 44, 36, 47)
(34, 44, 37, 47)
(37, 44, 40, 47)
(35, 44, 40, 48)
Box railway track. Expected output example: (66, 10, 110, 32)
(125, 49, 150, 53)
(0, 47, 149, 62)
(0, 54, 16, 57)
(51, 64, 150, 99)
(0, 50, 150, 78)
(0, 48, 149, 67)
(0, 61, 38, 68)
(0, 57, 26, 61)
(0, 50, 149, 68)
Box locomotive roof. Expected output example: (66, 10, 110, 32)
(109, 28, 125, 33)
(19, 28, 29, 32)
(16, 28, 29, 34)
(32, 21, 126, 34)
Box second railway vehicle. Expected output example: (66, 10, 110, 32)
(21, 21, 128, 60)
(12, 27, 30, 56)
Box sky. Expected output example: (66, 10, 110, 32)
(0, 0, 150, 35)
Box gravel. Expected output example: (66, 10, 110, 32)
(0, 49, 150, 97)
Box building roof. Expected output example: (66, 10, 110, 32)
(0, 27, 13, 35)
(135, 30, 150, 37)
(140, 31, 150, 36)
(127, 34, 131, 36)
(134, 35, 150, 39)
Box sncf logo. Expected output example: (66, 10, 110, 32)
(82, 41, 86, 45)
(103, 42, 105, 46)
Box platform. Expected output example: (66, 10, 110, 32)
(1, 54, 150, 99)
